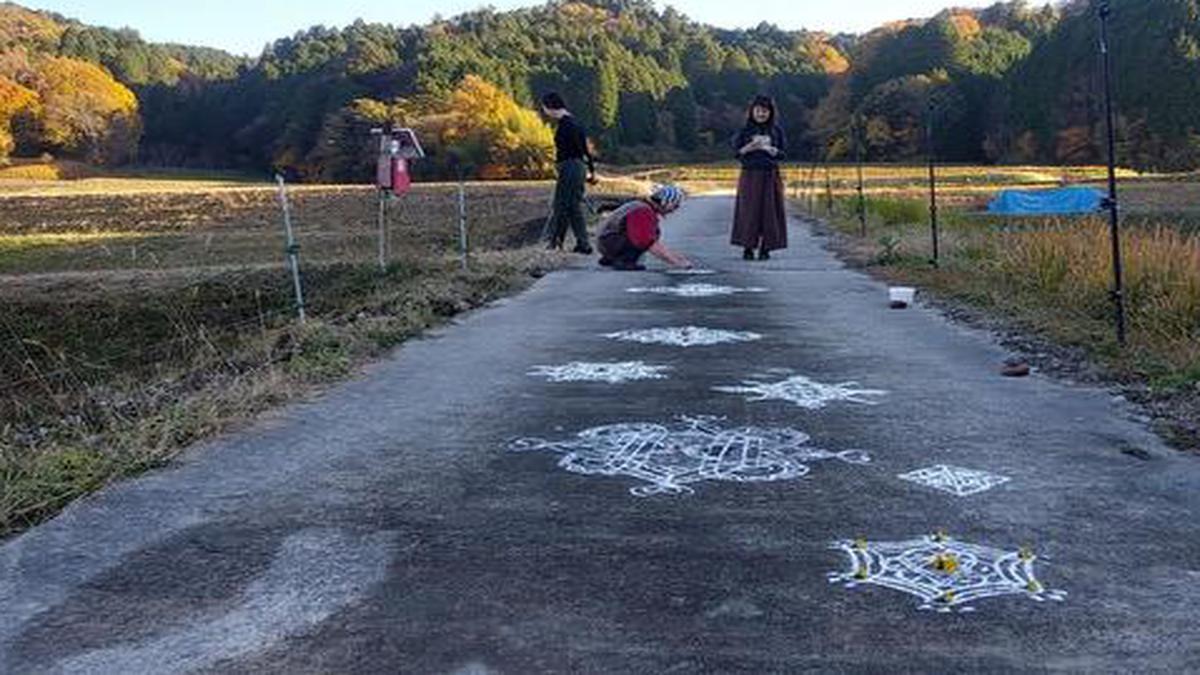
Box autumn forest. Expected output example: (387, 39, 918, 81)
(1, 0, 1199, 181)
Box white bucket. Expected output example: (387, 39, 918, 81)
(889, 287, 916, 308)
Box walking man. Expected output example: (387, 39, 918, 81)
(541, 92, 595, 254)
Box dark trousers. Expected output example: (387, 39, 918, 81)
(544, 159, 588, 248)
(598, 232, 644, 269)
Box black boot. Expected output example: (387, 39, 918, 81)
(573, 241, 594, 255)
(758, 249, 771, 261)
(743, 248, 755, 261)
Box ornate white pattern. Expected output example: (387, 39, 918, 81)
(528, 361, 671, 383)
(898, 465, 1012, 497)
(604, 326, 764, 347)
(714, 375, 887, 410)
(828, 534, 1066, 614)
(509, 415, 870, 496)
(626, 283, 768, 298)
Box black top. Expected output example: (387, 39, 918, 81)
(733, 124, 787, 170)
(555, 114, 595, 173)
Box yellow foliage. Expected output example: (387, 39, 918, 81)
(0, 4, 64, 51)
(558, 2, 610, 23)
(0, 74, 37, 113)
(0, 73, 37, 158)
(947, 13, 983, 40)
(429, 75, 554, 179)
(29, 56, 141, 163)
(804, 39, 850, 75)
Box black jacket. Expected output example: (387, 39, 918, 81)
(555, 114, 595, 173)
(733, 124, 787, 170)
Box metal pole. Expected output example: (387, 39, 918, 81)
(1098, 0, 1127, 346)
(457, 178, 469, 272)
(824, 163, 834, 216)
(377, 189, 388, 272)
(927, 100, 940, 267)
(275, 174, 306, 324)
(854, 115, 867, 237)
(808, 161, 820, 215)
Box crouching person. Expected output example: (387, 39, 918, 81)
(597, 185, 692, 271)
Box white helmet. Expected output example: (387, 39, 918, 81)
(650, 184, 685, 213)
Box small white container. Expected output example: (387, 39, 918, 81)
(889, 287, 917, 308)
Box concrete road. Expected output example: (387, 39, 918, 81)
(3, 197, 1199, 673)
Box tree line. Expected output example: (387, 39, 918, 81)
(2, 0, 1198, 179)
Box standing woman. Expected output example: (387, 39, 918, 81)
(731, 95, 788, 260)
(541, 91, 595, 254)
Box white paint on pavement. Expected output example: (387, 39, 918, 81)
(626, 283, 768, 298)
(528, 361, 671, 384)
(51, 529, 394, 674)
(828, 534, 1066, 614)
(898, 465, 1012, 497)
(714, 375, 887, 410)
(509, 415, 870, 496)
(604, 326, 763, 347)
(664, 268, 718, 276)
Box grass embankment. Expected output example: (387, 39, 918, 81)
(0, 178, 639, 536)
(809, 190, 1200, 451)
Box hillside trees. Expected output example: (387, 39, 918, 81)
(814, 6, 1035, 162)
(0, 73, 37, 158)
(998, 0, 1200, 169)
(32, 55, 141, 163)
(5, 0, 1200, 175)
(0, 52, 140, 163)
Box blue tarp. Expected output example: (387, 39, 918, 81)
(987, 187, 1105, 215)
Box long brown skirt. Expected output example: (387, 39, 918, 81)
(731, 167, 788, 252)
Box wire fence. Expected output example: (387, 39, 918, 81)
(0, 178, 600, 436)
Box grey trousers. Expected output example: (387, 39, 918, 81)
(544, 159, 588, 248)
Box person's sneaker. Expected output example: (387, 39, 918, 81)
(743, 248, 755, 261)
(758, 249, 771, 261)
(572, 243, 594, 255)
(598, 257, 614, 267)
(613, 261, 646, 271)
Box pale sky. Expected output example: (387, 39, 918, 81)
(20, 0, 997, 56)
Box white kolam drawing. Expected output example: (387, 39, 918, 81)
(528, 361, 671, 384)
(509, 415, 870, 497)
(626, 283, 768, 298)
(714, 374, 887, 410)
(828, 534, 1066, 614)
(604, 326, 763, 347)
(898, 465, 1012, 497)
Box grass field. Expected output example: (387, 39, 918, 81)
(0, 174, 649, 536)
(793, 171, 1200, 451)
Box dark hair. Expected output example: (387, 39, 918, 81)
(746, 94, 777, 127)
(541, 92, 567, 111)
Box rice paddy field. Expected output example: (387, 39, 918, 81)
(0, 175, 652, 536)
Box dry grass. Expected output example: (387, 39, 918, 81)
(0, 173, 646, 537)
(820, 190, 1200, 389)
(628, 162, 1143, 195)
